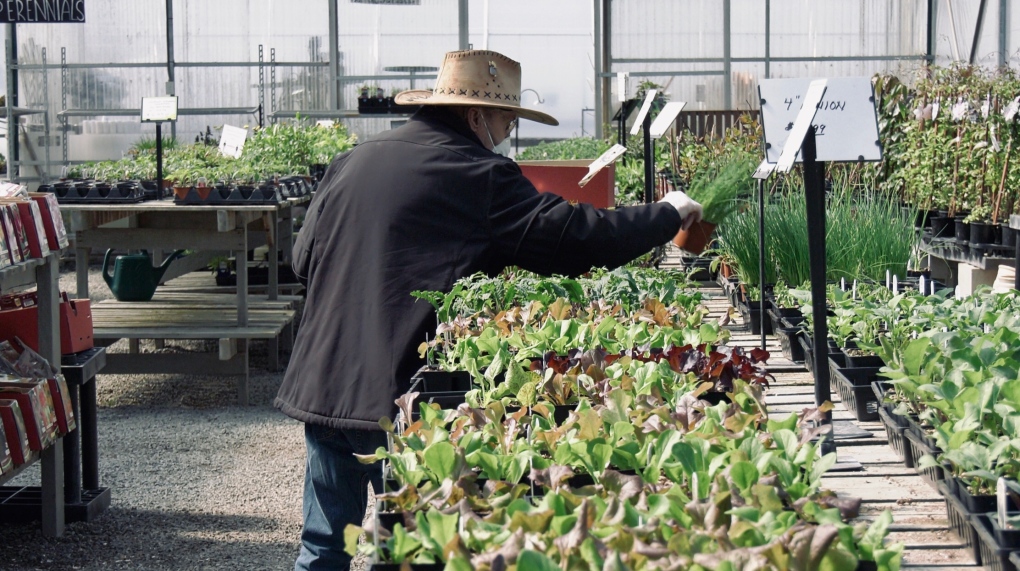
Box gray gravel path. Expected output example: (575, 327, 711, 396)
(0, 266, 374, 570)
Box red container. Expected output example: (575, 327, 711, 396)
(45, 377, 76, 435)
(0, 383, 56, 452)
(0, 399, 32, 465)
(28, 193, 69, 251)
(0, 295, 94, 355)
(517, 160, 616, 209)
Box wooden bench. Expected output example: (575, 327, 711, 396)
(91, 293, 300, 404)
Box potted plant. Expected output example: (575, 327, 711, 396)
(672, 153, 754, 255)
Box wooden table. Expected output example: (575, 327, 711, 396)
(61, 199, 306, 403)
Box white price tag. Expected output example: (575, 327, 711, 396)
(218, 125, 248, 159)
(992, 124, 1002, 152)
(932, 98, 940, 121)
(578, 144, 627, 188)
(316, 120, 336, 128)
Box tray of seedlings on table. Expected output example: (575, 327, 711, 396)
(344, 267, 905, 570)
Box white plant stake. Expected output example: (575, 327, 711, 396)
(852, 280, 858, 300)
(692, 473, 700, 501)
(840, 277, 846, 291)
(885, 270, 891, 289)
(892, 274, 898, 293)
(919, 275, 926, 296)
(999, 477, 1009, 531)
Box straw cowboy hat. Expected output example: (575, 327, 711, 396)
(394, 50, 558, 126)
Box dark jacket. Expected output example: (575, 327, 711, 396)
(274, 107, 682, 430)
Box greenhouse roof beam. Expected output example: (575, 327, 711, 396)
(13, 61, 327, 71)
(612, 55, 927, 64)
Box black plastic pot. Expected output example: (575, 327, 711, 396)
(737, 299, 773, 335)
(990, 514, 1020, 548)
(930, 216, 954, 238)
(413, 369, 472, 393)
(1002, 224, 1017, 248)
(777, 327, 804, 363)
(970, 221, 995, 246)
(954, 218, 971, 243)
(958, 482, 997, 515)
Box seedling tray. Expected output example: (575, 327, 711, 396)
(877, 405, 910, 466)
(776, 327, 804, 363)
(174, 186, 283, 205)
(904, 429, 943, 490)
(831, 366, 879, 422)
(939, 480, 982, 565)
(46, 182, 147, 204)
(973, 513, 1020, 571)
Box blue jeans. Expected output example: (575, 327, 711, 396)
(294, 423, 387, 571)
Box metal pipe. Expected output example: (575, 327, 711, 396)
(927, 0, 938, 63)
(764, 0, 771, 78)
(642, 112, 653, 205)
(329, 0, 340, 111)
(458, 0, 469, 49)
(999, 0, 1008, 67)
(969, 0, 989, 65)
(758, 178, 767, 351)
(593, 0, 604, 141)
(803, 126, 834, 455)
(165, 0, 176, 140)
(723, 0, 732, 109)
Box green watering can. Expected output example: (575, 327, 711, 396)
(103, 249, 184, 302)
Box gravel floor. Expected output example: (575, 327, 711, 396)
(0, 266, 374, 570)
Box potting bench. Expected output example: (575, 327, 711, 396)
(61, 199, 305, 404)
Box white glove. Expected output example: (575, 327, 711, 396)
(658, 191, 703, 230)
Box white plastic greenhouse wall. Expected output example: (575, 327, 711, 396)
(1, 0, 1019, 179)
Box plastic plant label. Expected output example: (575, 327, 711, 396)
(649, 101, 687, 139)
(218, 125, 248, 159)
(981, 95, 991, 119)
(951, 100, 969, 122)
(999, 477, 1009, 531)
(316, 120, 336, 128)
(752, 159, 775, 180)
(629, 89, 658, 136)
(932, 98, 940, 121)
(775, 79, 828, 172)
(1004, 97, 1020, 122)
(991, 124, 1001, 152)
(578, 144, 627, 188)
(617, 72, 628, 103)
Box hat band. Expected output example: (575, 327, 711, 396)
(434, 86, 520, 103)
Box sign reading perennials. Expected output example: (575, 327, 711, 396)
(0, 0, 85, 23)
(759, 77, 882, 164)
(140, 96, 178, 123)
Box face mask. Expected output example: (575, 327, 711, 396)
(483, 116, 513, 157)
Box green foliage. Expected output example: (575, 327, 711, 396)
(68, 121, 357, 184)
(516, 137, 611, 161)
(684, 152, 755, 224)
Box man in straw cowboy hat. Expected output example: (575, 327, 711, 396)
(276, 49, 702, 570)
